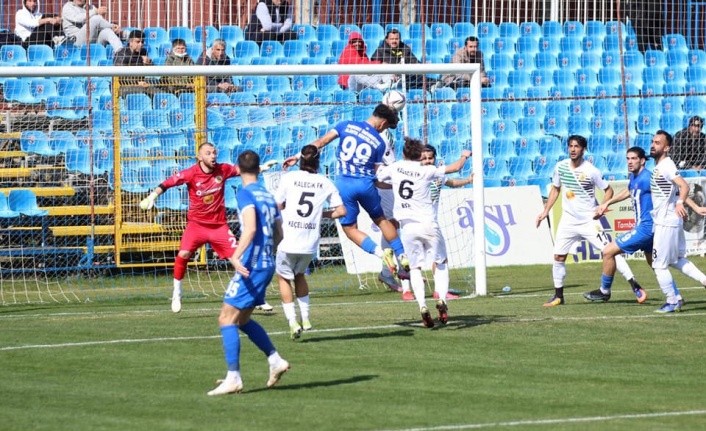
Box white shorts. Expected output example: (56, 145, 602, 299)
(651, 224, 686, 269)
(377, 187, 395, 220)
(553, 219, 611, 256)
(275, 250, 314, 280)
(400, 222, 439, 269)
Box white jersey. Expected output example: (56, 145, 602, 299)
(274, 170, 342, 254)
(381, 129, 396, 166)
(650, 157, 681, 227)
(377, 160, 446, 226)
(552, 158, 607, 222)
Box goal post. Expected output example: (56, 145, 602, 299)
(0, 62, 487, 303)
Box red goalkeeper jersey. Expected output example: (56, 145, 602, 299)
(161, 162, 240, 225)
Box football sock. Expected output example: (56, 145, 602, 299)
(434, 263, 449, 300)
(281, 301, 297, 325)
(225, 370, 241, 383)
(220, 324, 240, 372)
(673, 258, 706, 284)
(600, 274, 614, 294)
(654, 268, 678, 303)
(410, 269, 426, 308)
(552, 261, 566, 289)
(615, 255, 635, 281)
(361, 237, 379, 255)
(389, 237, 405, 259)
(267, 351, 283, 367)
(240, 320, 275, 357)
(172, 279, 182, 297)
(297, 295, 310, 322)
(173, 255, 189, 280)
(554, 287, 564, 298)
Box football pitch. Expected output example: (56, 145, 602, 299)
(1, 259, 706, 431)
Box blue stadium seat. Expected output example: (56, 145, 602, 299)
(248, 107, 273, 125)
(316, 75, 339, 92)
(601, 50, 621, 69)
(507, 70, 531, 88)
(489, 54, 512, 71)
(581, 35, 602, 54)
(483, 157, 511, 180)
(308, 40, 331, 59)
(362, 23, 385, 42)
(234, 41, 259, 63)
(8, 190, 48, 216)
(240, 75, 268, 93)
(516, 35, 539, 55)
(529, 69, 551, 87)
(358, 88, 383, 105)
(2, 78, 38, 104)
(491, 120, 519, 141)
(29, 78, 57, 103)
(219, 25, 244, 47)
(662, 96, 685, 118)
(453, 22, 475, 38)
(26, 44, 54, 66)
(512, 53, 534, 74)
(517, 117, 543, 140)
(519, 22, 541, 38)
(508, 155, 534, 179)
(531, 155, 558, 181)
(638, 98, 662, 116)
(636, 113, 659, 134)
(522, 100, 546, 119)
(562, 20, 584, 38)
(664, 66, 687, 87)
(552, 69, 574, 87)
(430, 22, 453, 42)
(557, 52, 579, 70)
(588, 135, 613, 157)
(239, 126, 266, 148)
(142, 109, 170, 131)
(560, 36, 582, 54)
(684, 97, 706, 116)
(316, 24, 339, 42)
(168, 108, 196, 130)
(168, 26, 194, 43)
(546, 100, 570, 118)
(193, 25, 219, 47)
(502, 87, 526, 100)
(585, 21, 606, 38)
(0, 193, 19, 218)
(21, 130, 57, 156)
(144, 26, 168, 48)
(544, 114, 569, 137)
(265, 75, 291, 93)
(499, 22, 520, 39)
(535, 52, 557, 70)
(538, 36, 560, 56)
(598, 68, 621, 86)
(666, 50, 688, 68)
(687, 49, 706, 66)
(575, 68, 598, 86)
(339, 24, 362, 41)
(663, 33, 688, 54)
(499, 101, 523, 120)
(259, 40, 284, 58)
(568, 116, 590, 136)
(542, 21, 562, 37)
(588, 115, 611, 136)
(491, 37, 514, 56)
(477, 22, 498, 39)
(569, 99, 592, 117)
(538, 136, 566, 159)
(486, 70, 508, 88)
(0, 45, 26, 67)
(644, 49, 667, 68)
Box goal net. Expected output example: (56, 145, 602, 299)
(0, 60, 484, 305)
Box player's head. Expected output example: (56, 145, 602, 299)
(420, 144, 437, 166)
(299, 144, 320, 174)
(650, 130, 673, 161)
(566, 135, 587, 161)
(197, 142, 217, 170)
(626, 146, 647, 175)
(237, 150, 260, 174)
(372, 103, 399, 130)
(402, 137, 424, 161)
(688, 115, 703, 136)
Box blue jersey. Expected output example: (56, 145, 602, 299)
(334, 120, 387, 178)
(236, 183, 280, 271)
(629, 168, 653, 229)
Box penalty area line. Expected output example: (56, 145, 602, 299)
(373, 409, 706, 431)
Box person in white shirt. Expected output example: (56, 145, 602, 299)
(377, 137, 470, 328)
(648, 130, 706, 313)
(274, 145, 346, 340)
(61, 0, 123, 50)
(535, 135, 642, 307)
(244, 0, 297, 44)
(15, 0, 64, 47)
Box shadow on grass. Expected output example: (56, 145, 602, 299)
(247, 374, 378, 393)
(300, 329, 415, 343)
(395, 314, 507, 330)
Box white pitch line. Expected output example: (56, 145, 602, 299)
(2, 310, 706, 352)
(373, 409, 706, 431)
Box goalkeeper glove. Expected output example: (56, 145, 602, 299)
(260, 160, 279, 172)
(139, 192, 158, 210)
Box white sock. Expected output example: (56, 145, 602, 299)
(410, 269, 426, 309)
(225, 370, 241, 382)
(282, 301, 297, 325)
(654, 268, 678, 303)
(673, 258, 706, 284)
(374, 246, 383, 258)
(267, 351, 283, 367)
(172, 279, 182, 298)
(552, 261, 566, 288)
(297, 295, 310, 322)
(401, 278, 411, 293)
(615, 255, 635, 281)
(434, 263, 449, 300)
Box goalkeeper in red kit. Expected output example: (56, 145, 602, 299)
(140, 142, 278, 313)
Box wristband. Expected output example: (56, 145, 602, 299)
(677, 200, 684, 204)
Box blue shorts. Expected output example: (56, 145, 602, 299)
(615, 223, 653, 255)
(335, 176, 383, 226)
(223, 267, 275, 309)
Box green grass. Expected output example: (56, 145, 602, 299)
(1, 259, 706, 431)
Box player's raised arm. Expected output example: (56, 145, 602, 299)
(443, 149, 472, 174)
(536, 185, 561, 228)
(282, 130, 339, 170)
(595, 186, 630, 217)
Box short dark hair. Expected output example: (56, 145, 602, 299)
(403, 137, 424, 161)
(689, 115, 703, 127)
(237, 150, 260, 174)
(465, 36, 479, 44)
(128, 29, 145, 40)
(627, 146, 646, 160)
(299, 144, 320, 174)
(656, 130, 673, 147)
(372, 103, 399, 129)
(385, 28, 401, 38)
(171, 38, 186, 47)
(423, 144, 437, 161)
(567, 135, 587, 149)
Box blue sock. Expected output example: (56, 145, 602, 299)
(220, 324, 240, 372)
(389, 237, 405, 257)
(239, 320, 276, 357)
(672, 281, 681, 296)
(361, 237, 378, 255)
(601, 274, 614, 291)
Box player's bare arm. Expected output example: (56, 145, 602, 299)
(443, 149, 472, 174)
(282, 130, 338, 170)
(594, 185, 615, 219)
(596, 187, 630, 216)
(674, 175, 690, 219)
(685, 197, 706, 215)
(536, 185, 561, 228)
(232, 207, 256, 277)
(445, 173, 474, 188)
(322, 204, 347, 219)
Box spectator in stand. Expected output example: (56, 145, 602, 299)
(244, 0, 297, 44)
(196, 39, 240, 93)
(438, 36, 490, 89)
(627, 0, 664, 51)
(61, 0, 123, 51)
(371, 28, 436, 90)
(113, 29, 157, 97)
(162, 38, 195, 95)
(338, 31, 396, 93)
(671, 116, 706, 171)
(15, 0, 65, 48)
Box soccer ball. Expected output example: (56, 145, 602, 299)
(382, 90, 406, 112)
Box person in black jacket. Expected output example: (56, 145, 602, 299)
(244, 0, 297, 44)
(196, 39, 240, 93)
(371, 28, 435, 90)
(113, 29, 157, 97)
